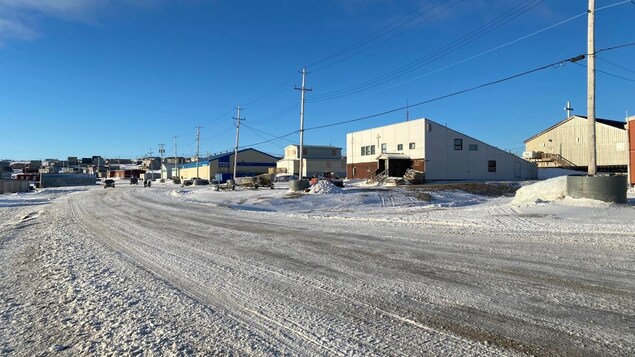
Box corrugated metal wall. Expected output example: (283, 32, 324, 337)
(525, 116, 627, 166)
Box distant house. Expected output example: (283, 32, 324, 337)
(109, 169, 145, 179)
(347, 118, 537, 181)
(276, 144, 346, 178)
(178, 148, 279, 181)
(524, 115, 627, 172)
(160, 163, 177, 180)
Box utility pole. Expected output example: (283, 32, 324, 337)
(587, 0, 597, 176)
(195, 125, 201, 178)
(233, 106, 245, 181)
(565, 101, 574, 118)
(173, 136, 178, 180)
(158, 143, 165, 178)
(295, 67, 312, 178)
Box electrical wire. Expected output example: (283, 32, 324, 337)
(242, 124, 289, 149)
(248, 102, 299, 126)
(573, 61, 635, 82)
(308, 0, 545, 103)
(308, 0, 467, 72)
(303, 53, 595, 132)
(357, 10, 590, 98)
(597, 56, 635, 75)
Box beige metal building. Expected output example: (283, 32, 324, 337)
(524, 115, 627, 171)
(276, 145, 346, 178)
(347, 118, 537, 181)
(178, 148, 279, 181)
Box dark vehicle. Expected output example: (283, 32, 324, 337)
(130, 177, 138, 185)
(104, 179, 115, 188)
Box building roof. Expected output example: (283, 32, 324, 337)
(204, 148, 280, 161)
(524, 115, 626, 143)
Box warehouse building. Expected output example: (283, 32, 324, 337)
(346, 118, 537, 181)
(178, 148, 279, 181)
(524, 115, 627, 172)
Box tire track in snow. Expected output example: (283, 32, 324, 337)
(70, 188, 516, 356)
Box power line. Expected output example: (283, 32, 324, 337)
(242, 124, 288, 149)
(248, 102, 299, 126)
(308, 0, 467, 72)
(239, 43, 635, 148)
(308, 0, 545, 103)
(306, 54, 590, 132)
(597, 56, 635, 74)
(573, 61, 635, 82)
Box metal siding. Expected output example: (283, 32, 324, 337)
(425, 121, 537, 180)
(346, 119, 425, 165)
(525, 116, 627, 166)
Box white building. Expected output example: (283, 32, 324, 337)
(276, 145, 346, 178)
(346, 118, 537, 181)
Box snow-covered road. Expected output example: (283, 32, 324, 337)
(1, 183, 633, 355)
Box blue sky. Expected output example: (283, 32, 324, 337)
(1, 0, 634, 161)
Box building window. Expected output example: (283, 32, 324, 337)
(426, 123, 432, 132)
(361, 147, 365, 156)
(409, 142, 416, 149)
(365, 146, 371, 155)
(488, 160, 496, 172)
(381, 143, 387, 153)
(397, 144, 403, 151)
(352, 167, 356, 176)
(331, 149, 337, 156)
(302, 148, 308, 156)
(370, 145, 376, 155)
(454, 139, 463, 150)
(469, 144, 478, 151)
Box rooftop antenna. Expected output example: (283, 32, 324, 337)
(565, 101, 574, 118)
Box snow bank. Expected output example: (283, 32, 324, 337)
(511, 176, 566, 205)
(308, 180, 344, 195)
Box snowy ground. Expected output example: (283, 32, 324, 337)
(0, 178, 633, 355)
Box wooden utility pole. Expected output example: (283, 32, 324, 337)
(587, 0, 597, 176)
(295, 67, 312, 178)
(195, 126, 201, 178)
(233, 106, 245, 180)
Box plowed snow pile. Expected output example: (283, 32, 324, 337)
(511, 176, 566, 205)
(308, 180, 344, 195)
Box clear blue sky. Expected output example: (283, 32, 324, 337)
(1, 0, 634, 161)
